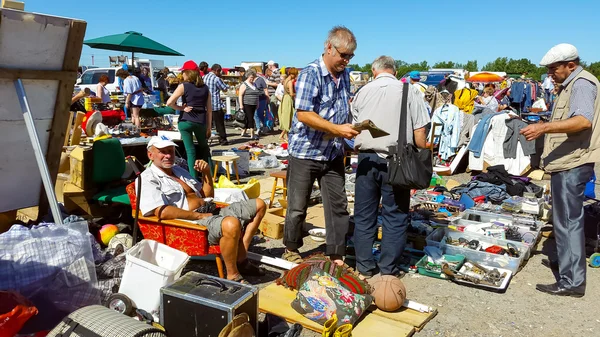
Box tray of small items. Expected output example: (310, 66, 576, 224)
(416, 254, 466, 280)
(444, 260, 513, 292)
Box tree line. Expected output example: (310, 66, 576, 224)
(349, 57, 600, 81)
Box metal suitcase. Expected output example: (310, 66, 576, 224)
(160, 271, 258, 337)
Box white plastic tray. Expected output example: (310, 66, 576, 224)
(453, 261, 513, 292)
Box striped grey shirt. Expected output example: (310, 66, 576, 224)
(562, 66, 597, 122)
(242, 81, 261, 106)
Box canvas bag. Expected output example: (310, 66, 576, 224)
(47, 305, 166, 337)
(387, 83, 433, 189)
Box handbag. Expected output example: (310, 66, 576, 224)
(387, 83, 433, 189)
(234, 109, 246, 123)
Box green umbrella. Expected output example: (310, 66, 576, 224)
(83, 31, 183, 66)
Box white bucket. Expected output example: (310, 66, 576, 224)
(118, 240, 190, 315)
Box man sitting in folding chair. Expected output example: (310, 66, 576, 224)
(136, 136, 267, 284)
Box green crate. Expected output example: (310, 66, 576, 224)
(415, 254, 466, 279)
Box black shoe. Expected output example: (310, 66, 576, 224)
(541, 258, 559, 270)
(536, 283, 585, 298)
(219, 140, 229, 145)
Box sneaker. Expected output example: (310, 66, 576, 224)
(282, 250, 303, 263)
(219, 140, 230, 146)
(252, 135, 260, 140)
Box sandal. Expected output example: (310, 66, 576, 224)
(231, 274, 250, 285)
(282, 250, 304, 263)
(237, 259, 265, 276)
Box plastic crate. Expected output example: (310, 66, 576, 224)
(416, 254, 466, 279)
(440, 230, 530, 274)
(454, 211, 541, 249)
(118, 240, 190, 315)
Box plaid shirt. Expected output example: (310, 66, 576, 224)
(204, 72, 228, 111)
(290, 56, 351, 160)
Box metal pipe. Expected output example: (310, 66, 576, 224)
(14, 79, 63, 225)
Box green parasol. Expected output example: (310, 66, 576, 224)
(83, 31, 183, 66)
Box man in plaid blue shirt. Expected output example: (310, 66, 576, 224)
(204, 64, 229, 144)
(282, 26, 359, 265)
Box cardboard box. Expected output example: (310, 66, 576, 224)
(1, 0, 24, 10)
(55, 173, 69, 203)
(259, 208, 286, 239)
(68, 146, 93, 190)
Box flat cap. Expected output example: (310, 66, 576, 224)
(540, 43, 579, 66)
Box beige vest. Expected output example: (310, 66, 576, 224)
(541, 69, 600, 172)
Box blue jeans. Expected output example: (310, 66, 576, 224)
(255, 99, 268, 131)
(353, 152, 410, 275)
(467, 112, 499, 157)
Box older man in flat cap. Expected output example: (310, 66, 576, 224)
(521, 43, 599, 298)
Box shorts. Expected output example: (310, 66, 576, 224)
(199, 200, 258, 245)
(130, 104, 143, 108)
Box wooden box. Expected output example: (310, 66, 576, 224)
(259, 208, 286, 239)
(68, 145, 93, 190)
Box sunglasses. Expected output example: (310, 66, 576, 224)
(333, 45, 355, 61)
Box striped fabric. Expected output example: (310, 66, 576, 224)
(276, 254, 371, 294)
(47, 305, 166, 337)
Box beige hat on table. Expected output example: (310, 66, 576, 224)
(540, 43, 579, 66)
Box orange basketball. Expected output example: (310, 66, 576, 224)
(370, 275, 407, 312)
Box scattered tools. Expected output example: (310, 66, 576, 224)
(441, 261, 507, 287)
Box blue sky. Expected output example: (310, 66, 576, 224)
(25, 0, 600, 69)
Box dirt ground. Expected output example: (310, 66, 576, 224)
(188, 125, 600, 337)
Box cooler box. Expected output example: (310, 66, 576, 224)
(118, 240, 190, 316)
(160, 271, 258, 337)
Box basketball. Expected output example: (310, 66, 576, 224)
(370, 275, 407, 312)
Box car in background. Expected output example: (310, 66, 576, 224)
(400, 70, 454, 87)
(75, 67, 118, 94)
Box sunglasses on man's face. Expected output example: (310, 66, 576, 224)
(333, 45, 354, 61)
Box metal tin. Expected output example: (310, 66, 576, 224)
(160, 272, 258, 337)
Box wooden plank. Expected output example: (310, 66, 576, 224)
(63, 111, 74, 147)
(0, 68, 77, 82)
(39, 19, 86, 220)
(353, 313, 414, 337)
(368, 306, 437, 331)
(258, 284, 415, 337)
(70, 111, 86, 146)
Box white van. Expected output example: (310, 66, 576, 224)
(75, 67, 119, 94)
(74, 59, 165, 94)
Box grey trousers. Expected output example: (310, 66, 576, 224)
(551, 163, 595, 289)
(283, 155, 349, 256)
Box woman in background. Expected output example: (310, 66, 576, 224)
(96, 74, 111, 104)
(278, 67, 298, 141)
(117, 68, 143, 127)
(166, 60, 213, 178)
(238, 69, 260, 140)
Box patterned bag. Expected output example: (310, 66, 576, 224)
(276, 254, 371, 294)
(291, 268, 373, 327)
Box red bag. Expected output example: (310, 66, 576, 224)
(0, 291, 38, 337)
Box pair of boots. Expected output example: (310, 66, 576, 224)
(218, 313, 254, 337)
(322, 315, 352, 337)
